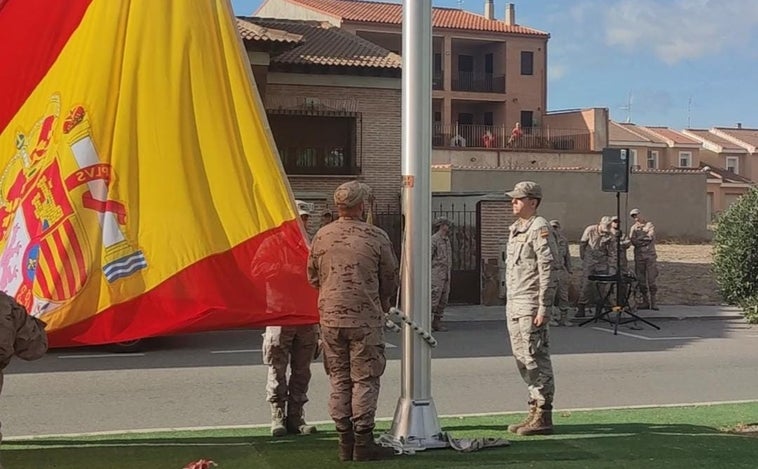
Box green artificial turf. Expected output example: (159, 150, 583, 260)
(3, 402, 757, 468)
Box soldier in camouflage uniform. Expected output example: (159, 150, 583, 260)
(0, 292, 48, 450)
(262, 323, 320, 436)
(629, 209, 659, 310)
(548, 220, 573, 327)
(307, 181, 399, 462)
(259, 202, 320, 437)
(504, 181, 557, 436)
(431, 217, 452, 332)
(609, 216, 631, 272)
(576, 216, 614, 317)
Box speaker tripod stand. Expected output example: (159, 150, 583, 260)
(578, 192, 660, 335)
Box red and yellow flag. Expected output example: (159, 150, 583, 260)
(0, 0, 318, 347)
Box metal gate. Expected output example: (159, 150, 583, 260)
(374, 203, 480, 305)
(433, 204, 479, 304)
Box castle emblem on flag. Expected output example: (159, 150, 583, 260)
(0, 94, 147, 315)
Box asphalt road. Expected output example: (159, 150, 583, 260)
(2, 318, 757, 437)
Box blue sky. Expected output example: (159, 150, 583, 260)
(231, 0, 758, 130)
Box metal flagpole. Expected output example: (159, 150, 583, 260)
(384, 0, 447, 451)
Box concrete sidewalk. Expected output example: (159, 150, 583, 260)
(443, 303, 744, 322)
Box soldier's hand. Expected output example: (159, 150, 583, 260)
(533, 314, 547, 327)
(313, 338, 323, 360)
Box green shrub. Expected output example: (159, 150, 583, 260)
(712, 187, 758, 323)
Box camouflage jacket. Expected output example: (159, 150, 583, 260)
(431, 231, 452, 281)
(307, 218, 399, 328)
(505, 216, 557, 318)
(629, 221, 657, 260)
(551, 228, 572, 273)
(580, 224, 614, 270)
(0, 292, 48, 371)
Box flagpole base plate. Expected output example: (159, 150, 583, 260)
(379, 397, 449, 454)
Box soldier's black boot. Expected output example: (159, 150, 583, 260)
(353, 429, 395, 461)
(559, 310, 574, 327)
(286, 407, 317, 435)
(337, 429, 354, 462)
(650, 292, 659, 311)
(575, 305, 586, 318)
(638, 292, 650, 310)
(270, 404, 287, 437)
(508, 401, 537, 433)
(517, 405, 554, 436)
(432, 317, 448, 332)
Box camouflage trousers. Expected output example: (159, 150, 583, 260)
(551, 269, 570, 315)
(320, 326, 386, 433)
(506, 313, 554, 408)
(431, 276, 451, 320)
(634, 258, 658, 296)
(262, 325, 319, 413)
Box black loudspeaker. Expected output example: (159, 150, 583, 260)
(601, 148, 630, 192)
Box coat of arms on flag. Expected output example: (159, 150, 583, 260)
(0, 94, 145, 316)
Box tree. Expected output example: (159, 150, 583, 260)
(712, 187, 758, 323)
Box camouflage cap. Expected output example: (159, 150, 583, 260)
(505, 181, 542, 199)
(333, 180, 368, 208)
(549, 219, 560, 227)
(611, 215, 620, 222)
(600, 216, 611, 225)
(629, 208, 640, 217)
(434, 216, 450, 228)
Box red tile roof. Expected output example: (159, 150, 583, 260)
(241, 17, 401, 69)
(643, 126, 700, 146)
(700, 162, 754, 185)
(629, 125, 671, 145)
(632, 168, 703, 174)
(283, 0, 549, 36)
(609, 121, 653, 143)
(714, 127, 758, 149)
(684, 129, 747, 152)
(236, 18, 303, 43)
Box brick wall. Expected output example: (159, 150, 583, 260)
(266, 84, 402, 212)
(479, 199, 514, 305)
(479, 200, 515, 262)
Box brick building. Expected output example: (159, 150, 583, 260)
(236, 16, 402, 231)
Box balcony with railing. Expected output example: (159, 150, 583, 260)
(434, 123, 592, 152)
(452, 72, 505, 93)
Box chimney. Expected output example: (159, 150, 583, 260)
(505, 3, 516, 25)
(484, 0, 495, 20)
(737, 122, 742, 129)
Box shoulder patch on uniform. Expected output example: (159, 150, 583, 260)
(540, 227, 549, 238)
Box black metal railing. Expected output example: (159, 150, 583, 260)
(280, 146, 361, 175)
(452, 72, 505, 93)
(373, 204, 478, 272)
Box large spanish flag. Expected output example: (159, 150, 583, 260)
(0, 0, 319, 347)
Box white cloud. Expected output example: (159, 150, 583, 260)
(604, 0, 758, 64)
(548, 64, 567, 81)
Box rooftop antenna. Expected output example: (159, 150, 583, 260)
(687, 96, 693, 128)
(457, 0, 463, 9)
(619, 92, 633, 123)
